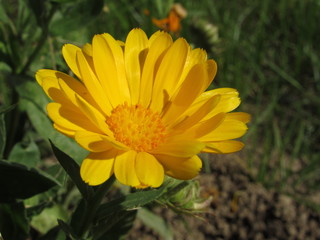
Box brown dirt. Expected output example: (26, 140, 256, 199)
(127, 155, 320, 240)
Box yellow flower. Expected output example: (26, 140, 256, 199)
(36, 29, 250, 188)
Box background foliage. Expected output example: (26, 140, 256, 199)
(0, 0, 319, 239)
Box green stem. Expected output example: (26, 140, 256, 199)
(78, 175, 116, 238)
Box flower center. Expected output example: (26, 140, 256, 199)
(107, 103, 166, 152)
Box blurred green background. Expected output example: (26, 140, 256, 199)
(0, 0, 319, 237)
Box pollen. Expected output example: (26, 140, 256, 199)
(106, 103, 166, 152)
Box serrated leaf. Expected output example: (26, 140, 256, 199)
(0, 160, 58, 202)
(50, 141, 93, 200)
(8, 140, 40, 167)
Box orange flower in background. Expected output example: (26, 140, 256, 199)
(152, 3, 187, 34)
(36, 29, 250, 189)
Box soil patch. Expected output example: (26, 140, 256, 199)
(127, 155, 320, 240)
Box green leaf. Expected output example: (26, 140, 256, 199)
(50, 141, 94, 200)
(0, 160, 58, 202)
(8, 140, 40, 168)
(50, 0, 104, 37)
(0, 202, 29, 240)
(137, 208, 174, 240)
(57, 219, 82, 240)
(31, 205, 68, 235)
(0, 114, 5, 159)
(0, 104, 17, 115)
(0, 104, 16, 159)
(27, 0, 50, 27)
(96, 184, 168, 221)
(94, 210, 137, 240)
(45, 163, 66, 185)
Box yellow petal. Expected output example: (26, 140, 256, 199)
(92, 34, 129, 107)
(36, 69, 75, 104)
(176, 112, 226, 139)
(35, 69, 56, 85)
(102, 33, 130, 99)
(202, 140, 244, 154)
(135, 152, 164, 187)
(179, 48, 207, 85)
(41, 76, 69, 105)
(75, 131, 114, 152)
(53, 123, 76, 137)
(226, 112, 251, 123)
(148, 30, 167, 45)
(100, 135, 129, 151)
(47, 102, 102, 134)
(76, 50, 112, 115)
(139, 32, 172, 107)
(199, 119, 248, 141)
(114, 150, 140, 187)
(82, 43, 93, 57)
(151, 140, 205, 158)
(102, 34, 130, 102)
(170, 94, 221, 131)
(58, 77, 103, 114)
(80, 150, 116, 186)
(124, 29, 148, 105)
(162, 63, 207, 125)
(150, 38, 188, 112)
(156, 154, 202, 180)
(205, 59, 218, 89)
(62, 44, 82, 79)
(188, 88, 240, 121)
(75, 93, 112, 136)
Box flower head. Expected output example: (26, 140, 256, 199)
(152, 3, 187, 34)
(36, 29, 250, 188)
